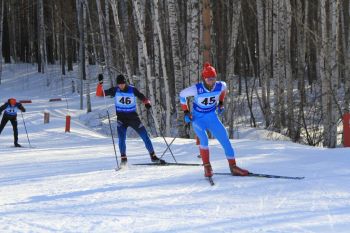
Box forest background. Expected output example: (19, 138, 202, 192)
(0, 0, 349, 148)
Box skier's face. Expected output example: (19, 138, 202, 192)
(204, 77, 216, 88)
(118, 83, 126, 90)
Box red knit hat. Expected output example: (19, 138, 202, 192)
(201, 62, 217, 79)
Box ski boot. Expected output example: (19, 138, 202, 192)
(203, 162, 213, 177)
(120, 154, 127, 166)
(150, 152, 166, 164)
(228, 159, 249, 176)
(14, 143, 22, 148)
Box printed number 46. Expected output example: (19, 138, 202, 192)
(119, 97, 131, 104)
(201, 96, 216, 105)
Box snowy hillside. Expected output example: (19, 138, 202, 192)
(1, 64, 350, 233)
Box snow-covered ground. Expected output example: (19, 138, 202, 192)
(1, 64, 350, 233)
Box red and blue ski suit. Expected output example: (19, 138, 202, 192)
(179, 81, 235, 159)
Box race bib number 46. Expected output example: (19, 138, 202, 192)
(117, 96, 134, 105)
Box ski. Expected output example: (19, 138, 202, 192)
(133, 162, 203, 166)
(207, 176, 215, 186)
(214, 172, 304, 180)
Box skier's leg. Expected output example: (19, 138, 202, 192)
(192, 119, 212, 176)
(0, 116, 9, 134)
(116, 120, 127, 156)
(207, 115, 248, 176)
(207, 115, 234, 159)
(10, 118, 19, 146)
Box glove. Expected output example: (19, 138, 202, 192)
(184, 111, 192, 123)
(98, 74, 104, 84)
(145, 103, 151, 110)
(217, 101, 225, 115)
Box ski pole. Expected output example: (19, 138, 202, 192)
(150, 111, 177, 163)
(102, 88, 120, 170)
(20, 111, 32, 148)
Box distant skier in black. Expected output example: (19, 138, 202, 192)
(0, 98, 26, 147)
(96, 74, 165, 165)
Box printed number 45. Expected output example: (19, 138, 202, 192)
(119, 97, 131, 104)
(201, 96, 216, 105)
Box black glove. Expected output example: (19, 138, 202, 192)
(145, 103, 151, 110)
(98, 74, 104, 84)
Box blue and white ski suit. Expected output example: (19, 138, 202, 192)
(179, 81, 235, 159)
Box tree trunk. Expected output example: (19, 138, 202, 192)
(345, 0, 350, 113)
(109, 0, 132, 80)
(132, 0, 161, 136)
(152, 0, 171, 136)
(188, 0, 200, 85)
(256, 0, 272, 127)
(83, 0, 91, 113)
(0, 0, 4, 85)
(96, 0, 113, 86)
(167, 0, 186, 137)
(202, 0, 211, 63)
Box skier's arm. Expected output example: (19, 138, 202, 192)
(218, 81, 228, 106)
(104, 87, 117, 97)
(0, 103, 7, 115)
(133, 88, 151, 109)
(179, 85, 197, 111)
(18, 103, 26, 112)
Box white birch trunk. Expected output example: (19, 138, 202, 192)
(345, 1, 350, 112)
(272, 0, 281, 130)
(86, 3, 98, 64)
(96, 0, 113, 87)
(188, 0, 200, 85)
(152, 0, 171, 136)
(83, 0, 91, 113)
(320, 0, 332, 147)
(38, 0, 46, 74)
(0, 0, 4, 85)
(132, 0, 161, 136)
(109, 0, 132, 80)
(131, 0, 146, 123)
(256, 0, 272, 127)
(328, 0, 339, 147)
(167, 0, 186, 137)
(105, 1, 114, 84)
(226, 0, 241, 81)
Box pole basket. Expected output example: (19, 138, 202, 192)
(65, 115, 71, 132)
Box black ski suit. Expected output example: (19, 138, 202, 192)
(0, 101, 26, 144)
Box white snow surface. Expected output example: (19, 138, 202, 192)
(1, 64, 350, 233)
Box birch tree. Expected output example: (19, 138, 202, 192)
(96, 0, 113, 86)
(37, 0, 46, 74)
(152, 0, 171, 136)
(167, 0, 186, 137)
(0, 0, 4, 85)
(256, 0, 272, 127)
(132, 0, 161, 136)
(345, 1, 350, 113)
(83, 0, 91, 112)
(109, 0, 132, 80)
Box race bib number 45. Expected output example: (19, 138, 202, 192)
(197, 96, 217, 107)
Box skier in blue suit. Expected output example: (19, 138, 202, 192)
(96, 74, 165, 164)
(0, 98, 26, 147)
(179, 63, 248, 177)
